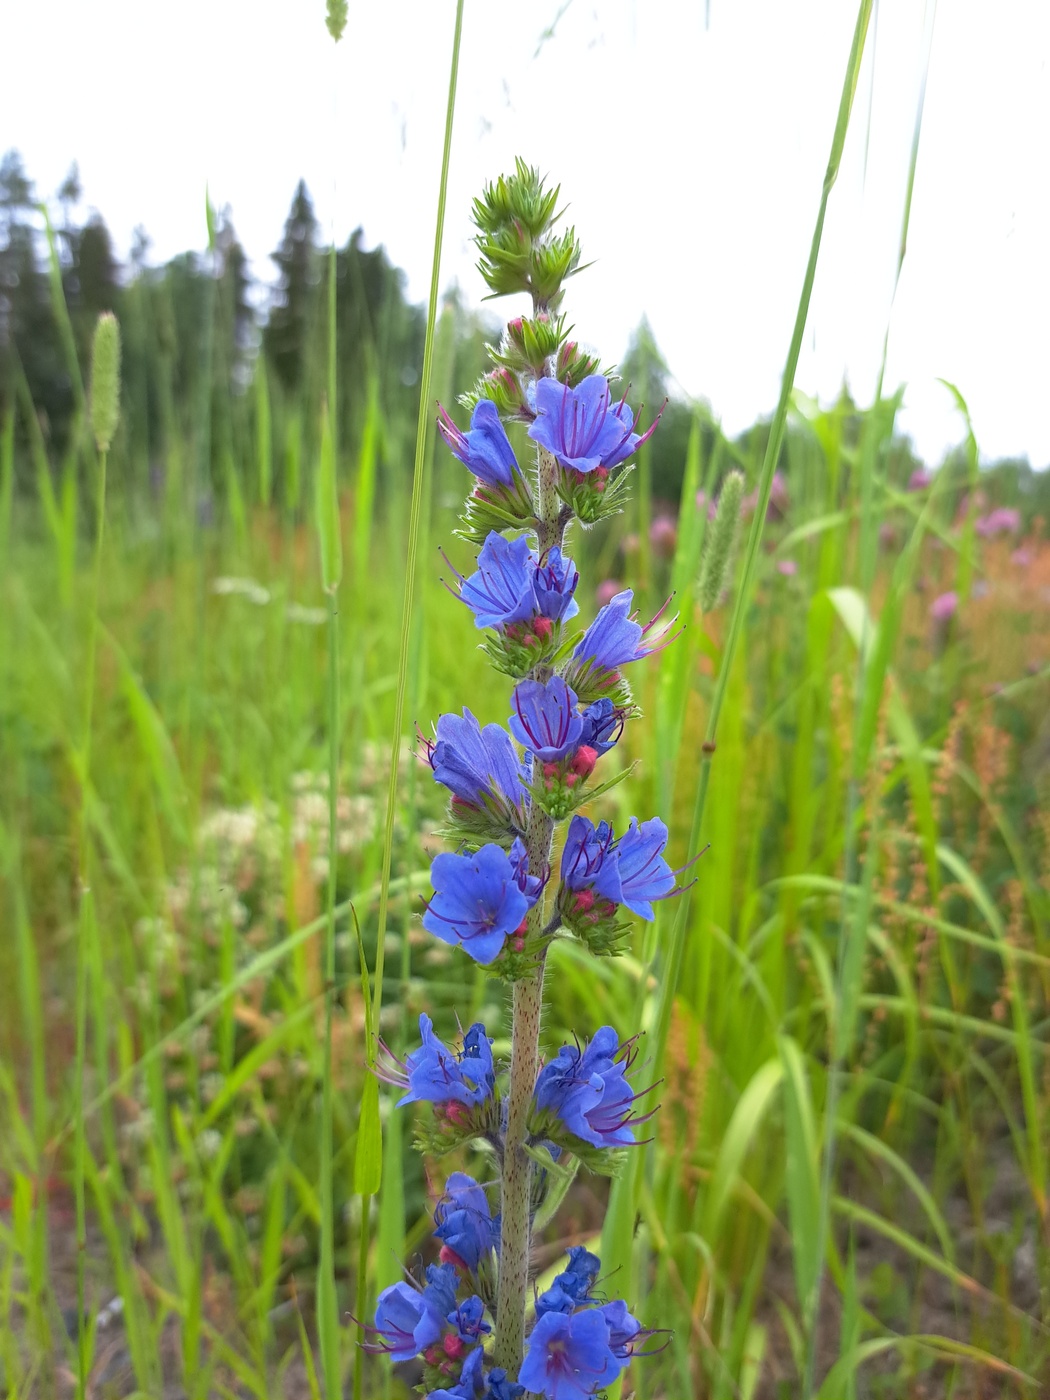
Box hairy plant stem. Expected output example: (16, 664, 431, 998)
(493, 446, 562, 1380)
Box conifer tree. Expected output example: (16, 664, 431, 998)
(264, 179, 320, 394)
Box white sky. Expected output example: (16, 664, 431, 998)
(3, 0, 1048, 467)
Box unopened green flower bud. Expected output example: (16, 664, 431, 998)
(472, 158, 559, 240)
(556, 340, 602, 387)
(530, 227, 582, 311)
(495, 313, 567, 373)
(467, 367, 528, 419)
(698, 470, 744, 612)
(90, 312, 121, 453)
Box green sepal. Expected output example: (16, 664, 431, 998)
(490, 313, 569, 375)
(488, 934, 553, 984)
(472, 159, 561, 241)
(460, 367, 530, 418)
(560, 654, 635, 709)
(480, 621, 565, 680)
(526, 1115, 629, 1178)
(556, 461, 635, 526)
(529, 760, 636, 822)
(412, 1094, 502, 1159)
(439, 793, 528, 851)
(556, 910, 635, 958)
(556, 341, 605, 387)
(456, 470, 536, 548)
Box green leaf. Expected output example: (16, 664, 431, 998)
(778, 1035, 821, 1318)
(353, 1073, 382, 1196)
(703, 1058, 784, 1241)
(315, 399, 342, 593)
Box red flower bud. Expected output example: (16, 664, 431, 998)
(424, 1345, 444, 1366)
(574, 889, 595, 913)
(439, 1244, 469, 1272)
(542, 762, 559, 779)
(443, 1334, 466, 1360)
(532, 616, 553, 642)
(443, 1101, 469, 1127)
(571, 746, 598, 779)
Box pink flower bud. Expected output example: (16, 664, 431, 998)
(443, 1335, 465, 1360)
(571, 746, 598, 779)
(533, 616, 554, 642)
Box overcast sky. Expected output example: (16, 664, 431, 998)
(3, 1, 1048, 467)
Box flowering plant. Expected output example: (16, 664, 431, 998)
(373, 162, 683, 1397)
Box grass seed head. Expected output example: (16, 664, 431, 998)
(90, 311, 121, 453)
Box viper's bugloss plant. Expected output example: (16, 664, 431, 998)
(373, 164, 682, 1396)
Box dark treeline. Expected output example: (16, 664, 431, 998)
(0, 151, 446, 514)
(1, 148, 1045, 526)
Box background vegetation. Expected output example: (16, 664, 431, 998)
(0, 131, 1048, 1399)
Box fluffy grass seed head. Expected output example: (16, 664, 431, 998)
(698, 469, 745, 613)
(325, 0, 348, 41)
(90, 311, 121, 453)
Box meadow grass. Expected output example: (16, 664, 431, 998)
(1, 8, 1048, 1399)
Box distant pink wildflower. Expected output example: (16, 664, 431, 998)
(930, 591, 958, 622)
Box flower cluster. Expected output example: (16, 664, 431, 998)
(373, 163, 685, 1396)
(370, 1222, 657, 1400)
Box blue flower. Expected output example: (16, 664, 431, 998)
(577, 698, 623, 756)
(453, 532, 537, 632)
(439, 399, 519, 488)
(483, 1369, 524, 1400)
(371, 1280, 444, 1363)
(519, 1308, 623, 1399)
(533, 1026, 647, 1150)
(445, 534, 580, 636)
(528, 374, 654, 476)
(383, 1014, 494, 1109)
(600, 1299, 645, 1361)
(535, 1245, 603, 1317)
(509, 676, 584, 762)
(446, 1295, 491, 1344)
(426, 709, 528, 815)
(422, 1262, 460, 1318)
(507, 834, 545, 906)
(532, 545, 579, 623)
(424, 840, 540, 965)
(434, 1172, 499, 1272)
(573, 589, 676, 675)
(616, 818, 677, 920)
(560, 815, 622, 905)
(426, 1344, 485, 1399)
